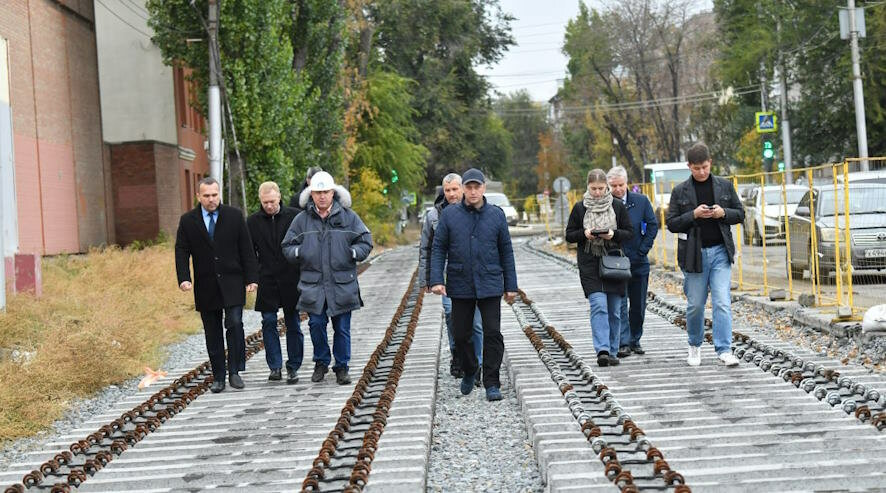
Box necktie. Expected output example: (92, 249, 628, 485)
(208, 212, 216, 240)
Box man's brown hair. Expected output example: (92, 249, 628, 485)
(686, 142, 711, 165)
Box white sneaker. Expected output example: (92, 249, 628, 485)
(687, 345, 701, 366)
(718, 351, 740, 367)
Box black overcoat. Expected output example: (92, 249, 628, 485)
(247, 205, 300, 312)
(564, 199, 633, 296)
(175, 204, 259, 312)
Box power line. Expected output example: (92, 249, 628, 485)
(118, 0, 149, 21)
(96, 0, 152, 38)
(487, 85, 761, 114)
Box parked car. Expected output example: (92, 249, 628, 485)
(836, 170, 886, 184)
(485, 192, 519, 226)
(743, 184, 807, 245)
(786, 183, 886, 282)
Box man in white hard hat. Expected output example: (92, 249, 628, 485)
(282, 171, 373, 385)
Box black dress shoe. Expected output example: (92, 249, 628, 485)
(286, 368, 299, 384)
(607, 355, 620, 366)
(616, 346, 631, 358)
(268, 369, 282, 381)
(597, 352, 610, 367)
(210, 380, 225, 393)
(229, 373, 245, 389)
(630, 344, 645, 355)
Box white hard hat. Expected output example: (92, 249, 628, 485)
(309, 171, 335, 191)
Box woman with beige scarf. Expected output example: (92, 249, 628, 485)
(565, 169, 633, 367)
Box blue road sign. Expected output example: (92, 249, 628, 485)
(755, 111, 777, 133)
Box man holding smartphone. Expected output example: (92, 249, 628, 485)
(666, 143, 744, 367)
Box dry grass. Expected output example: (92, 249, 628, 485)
(0, 243, 200, 443)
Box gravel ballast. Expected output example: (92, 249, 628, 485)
(426, 324, 543, 493)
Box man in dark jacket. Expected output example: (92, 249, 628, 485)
(666, 143, 744, 368)
(288, 166, 322, 210)
(418, 173, 483, 378)
(175, 177, 259, 393)
(607, 166, 658, 357)
(281, 172, 372, 385)
(247, 181, 303, 384)
(430, 168, 518, 402)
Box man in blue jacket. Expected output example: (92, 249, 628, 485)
(607, 166, 658, 357)
(430, 168, 518, 402)
(281, 171, 373, 385)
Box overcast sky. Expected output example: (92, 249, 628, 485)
(480, 0, 714, 102)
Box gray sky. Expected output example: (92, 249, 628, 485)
(479, 0, 582, 102)
(480, 0, 714, 102)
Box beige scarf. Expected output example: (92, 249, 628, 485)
(582, 189, 617, 256)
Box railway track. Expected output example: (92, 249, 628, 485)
(513, 239, 886, 491)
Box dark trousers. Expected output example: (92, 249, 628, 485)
(200, 305, 246, 380)
(261, 308, 304, 372)
(620, 270, 649, 347)
(451, 297, 504, 389)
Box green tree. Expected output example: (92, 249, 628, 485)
(369, 0, 515, 189)
(494, 91, 550, 198)
(350, 70, 429, 199)
(147, 0, 308, 209)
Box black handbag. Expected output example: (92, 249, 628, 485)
(599, 249, 632, 281)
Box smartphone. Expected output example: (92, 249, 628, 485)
(705, 205, 716, 210)
(589, 228, 609, 236)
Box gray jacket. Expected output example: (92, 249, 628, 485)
(666, 175, 744, 273)
(418, 192, 447, 288)
(281, 185, 373, 317)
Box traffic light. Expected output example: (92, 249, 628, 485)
(391, 169, 399, 184)
(382, 187, 388, 195)
(762, 139, 775, 171)
(762, 140, 774, 159)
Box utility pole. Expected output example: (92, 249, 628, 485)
(847, 0, 869, 171)
(777, 20, 793, 183)
(207, 0, 223, 193)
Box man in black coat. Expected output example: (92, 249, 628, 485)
(247, 181, 303, 384)
(288, 166, 323, 210)
(666, 142, 744, 368)
(175, 177, 259, 393)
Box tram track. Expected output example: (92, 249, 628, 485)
(3, 255, 389, 493)
(301, 268, 423, 492)
(508, 290, 690, 493)
(523, 240, 886, 433)
(515, 238, 886, 493)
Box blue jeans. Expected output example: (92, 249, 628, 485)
(261, 308, 304, 372)
(619, 271, 649, 347)
(682, 244, 733, 354)
(588, 292, 623, 355)
(441, 295, 483, 364)
(307, 304, 352, 371)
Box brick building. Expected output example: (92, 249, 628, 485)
(0, 0, 113, 295)
(0, 0, 209, 300)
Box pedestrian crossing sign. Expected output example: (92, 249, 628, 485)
(755, 111, 777, 133)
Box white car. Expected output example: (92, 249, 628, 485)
(743, 184, 807, 245)
(486, 193, 519, 226)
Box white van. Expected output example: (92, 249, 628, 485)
(643, 162, 690, 214)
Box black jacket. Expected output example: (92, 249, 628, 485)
(666, 175, 744, 273)
(288, 180, 309, 212)
(247, 204, 300, 312)
(565, 199, 633, 296)
(175, 205, 259, 312)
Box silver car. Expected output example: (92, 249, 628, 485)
(786, 183, 886, 282)
(742, 185, 807, 245)
(486, 193, 519, 226)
